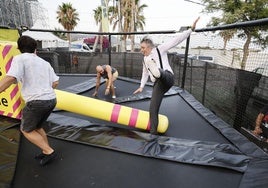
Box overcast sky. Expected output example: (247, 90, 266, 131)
(37, 0, 212, 31)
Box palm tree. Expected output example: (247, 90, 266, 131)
(219, 29, 236, 55)
(133, 0, 147, 31)
(92, 1, 115, 52)
(130, 0, 147, 51)
(109, 1, 123, 51)
(56, 3, 79, 44)
(110, 0, 147, 52)
(93, 6, 103, 52)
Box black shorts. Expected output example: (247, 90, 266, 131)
(21, 99, 56, 132)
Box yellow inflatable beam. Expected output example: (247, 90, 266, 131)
(55, 89, 169, 133)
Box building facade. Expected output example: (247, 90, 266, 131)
(0, 0, 35, 28)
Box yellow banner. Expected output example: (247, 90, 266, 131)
(0, 41, 24, 119)
(0, 28, 20, 42)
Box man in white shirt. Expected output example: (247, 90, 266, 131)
(0, 35, 59, 165)
(133, 17, 200, 134)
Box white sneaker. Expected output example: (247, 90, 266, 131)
(112, 95, 116, 99)
(147, 59, 160, 78)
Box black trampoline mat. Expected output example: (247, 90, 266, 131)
(1, 74, 267, 188)
(56, 75, 232, 143)
(12, 135, 241, 188)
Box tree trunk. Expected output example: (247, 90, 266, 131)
(67, 33, 71, 50)
(130, 0, 135, 52)
(93, 36, 99, 52)
(223, 40, 227, 55)
(241, 31, 251, 70)
(100, 35, 103, 53)
(93, 25, 102, 52)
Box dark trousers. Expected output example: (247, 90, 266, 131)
(149, 70, 174, 133)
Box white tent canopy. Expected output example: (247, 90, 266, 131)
(22, 30, 68, 48)
(22, 30, 64, 42)
(22, 20, 68, 48)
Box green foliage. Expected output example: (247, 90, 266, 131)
(201, 0, 268, 69)
(52, 28, 67, 40)
(202, 0, 268, 25)
(56, 3, 80, 31)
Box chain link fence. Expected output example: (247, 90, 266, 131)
(36, 19, 268, 134)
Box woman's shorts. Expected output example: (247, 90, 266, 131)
(112, 71, 118, 81)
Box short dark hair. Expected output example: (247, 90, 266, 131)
(140, 37, 154, 48)
(17, 35, 37, 53)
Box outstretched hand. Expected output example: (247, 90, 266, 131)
(252, 126, 262, 136)
(191, 17, 200, 31)
(105, 88, 110, 95)
(133, 87, 143, 94)
(92, 91, 98, 97)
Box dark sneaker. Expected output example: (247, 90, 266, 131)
(34, 153, 46, 160)
(147, 59, 160, 78)
(40, 151, 57, 166)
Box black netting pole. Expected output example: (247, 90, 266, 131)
(108, 34, 111, 66)
(181, 36, 190, 89)
(202, 62, 208, 104)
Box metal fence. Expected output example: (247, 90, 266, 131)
(35, 18, 268, 135)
